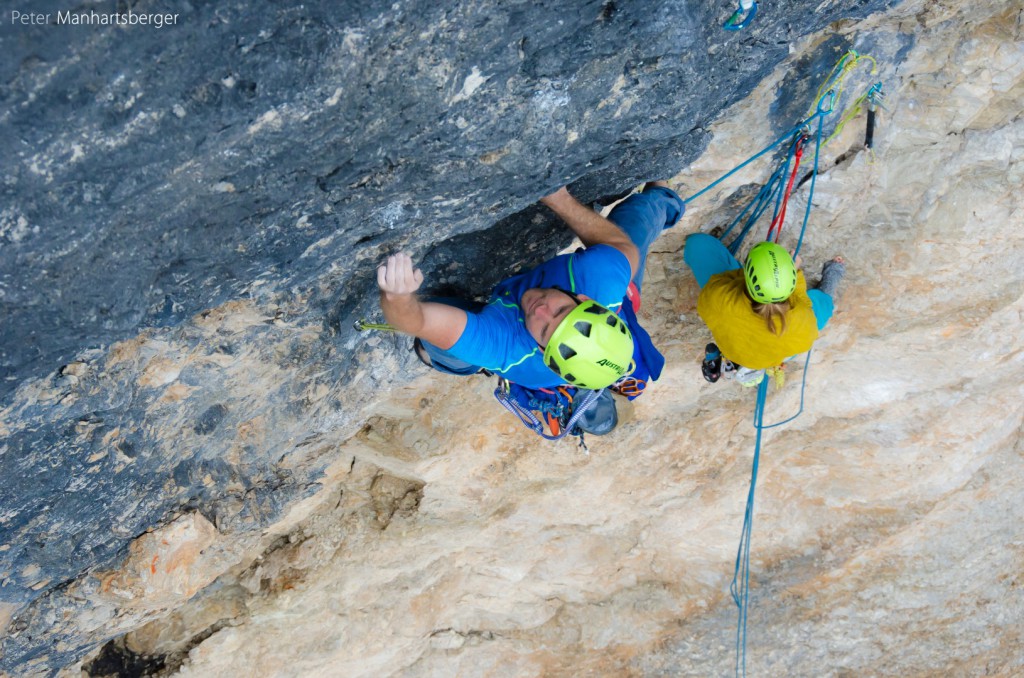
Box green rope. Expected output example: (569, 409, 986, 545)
(806, 50, 877, 119)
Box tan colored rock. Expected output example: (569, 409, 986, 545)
(60, 361, 89, 378)
(81, 0, 1024, 676)
(124, 585, 248, 657)
(96, 512, 223, 610)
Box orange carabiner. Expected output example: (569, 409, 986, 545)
(613, 377, 646, 397)
(545, 413, 561, 436)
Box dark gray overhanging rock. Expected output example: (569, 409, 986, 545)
(0, 0, 900, 672)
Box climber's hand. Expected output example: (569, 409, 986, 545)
(377, 252, 424, 297)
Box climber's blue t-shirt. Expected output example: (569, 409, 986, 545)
(449, 244, 631, 388)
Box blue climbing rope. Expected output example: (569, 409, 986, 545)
(682, 80, 848, 678)
(681, 91, 835, 210)
(719, 134, 802, 255)
(680, 49, 879, 676)
(793, 92, 833, 255)
(761, 352, 812, 430)
(716, 113, 826, 675)
(727, 350, 811, 678)
(730, 376, 768, 677)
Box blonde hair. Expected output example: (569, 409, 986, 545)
(752, 300, 791, 336)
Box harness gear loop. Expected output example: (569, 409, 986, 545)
(492, 378, 604, 443)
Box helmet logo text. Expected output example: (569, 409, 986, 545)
(596, 358, 625, 374)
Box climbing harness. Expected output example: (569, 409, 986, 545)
(723, 0, 757, 31)
(492, 378, 604, 451)
(358, 297, 647, 448)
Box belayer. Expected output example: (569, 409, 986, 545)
(683, 233, 845, 385)
(376, 182, 686, 436)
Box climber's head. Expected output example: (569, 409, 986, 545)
(522, 287, 634, 390)
(744, 242, 797, 304)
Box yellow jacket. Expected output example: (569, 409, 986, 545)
(697, 270, 818, 369)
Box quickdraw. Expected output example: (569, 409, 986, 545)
(612, 377, 646, 398)
(353, 318, 395, 332)
(723, 0, 757, 31)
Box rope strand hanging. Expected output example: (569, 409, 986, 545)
(677, 50, 883, 677)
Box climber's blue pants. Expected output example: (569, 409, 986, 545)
(608, 185, 686, 291)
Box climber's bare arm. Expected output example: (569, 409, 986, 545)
(377, 253, 467, 350)
(540, 187, 640, 277)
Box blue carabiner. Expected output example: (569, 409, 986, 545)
(723, 0, 757, 31)
(816, 89, 837, 115)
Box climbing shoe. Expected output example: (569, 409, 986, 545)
(702, 343, 723, 383)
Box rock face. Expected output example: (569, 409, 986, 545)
(3, 0, 1024, 675)
(2, 0, 891, 398)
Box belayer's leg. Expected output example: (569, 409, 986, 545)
(607, 183, 686, 292)
(683, 233, 742, 288)
(808, 257, 845, 330)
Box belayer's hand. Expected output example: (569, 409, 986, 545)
(377, 252, 424, 296)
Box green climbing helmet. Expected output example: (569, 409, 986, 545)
(744, 242, 797, 304)
(543, 299, 634, 390)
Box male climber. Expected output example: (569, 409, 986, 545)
(377, 182, 685, 430)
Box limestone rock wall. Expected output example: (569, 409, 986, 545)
(1, 0, 904, 673)
(3, 0, 1024, 675)
(106, 0, 1023, 675)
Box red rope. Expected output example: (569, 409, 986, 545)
(766, 135, 807, 243)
